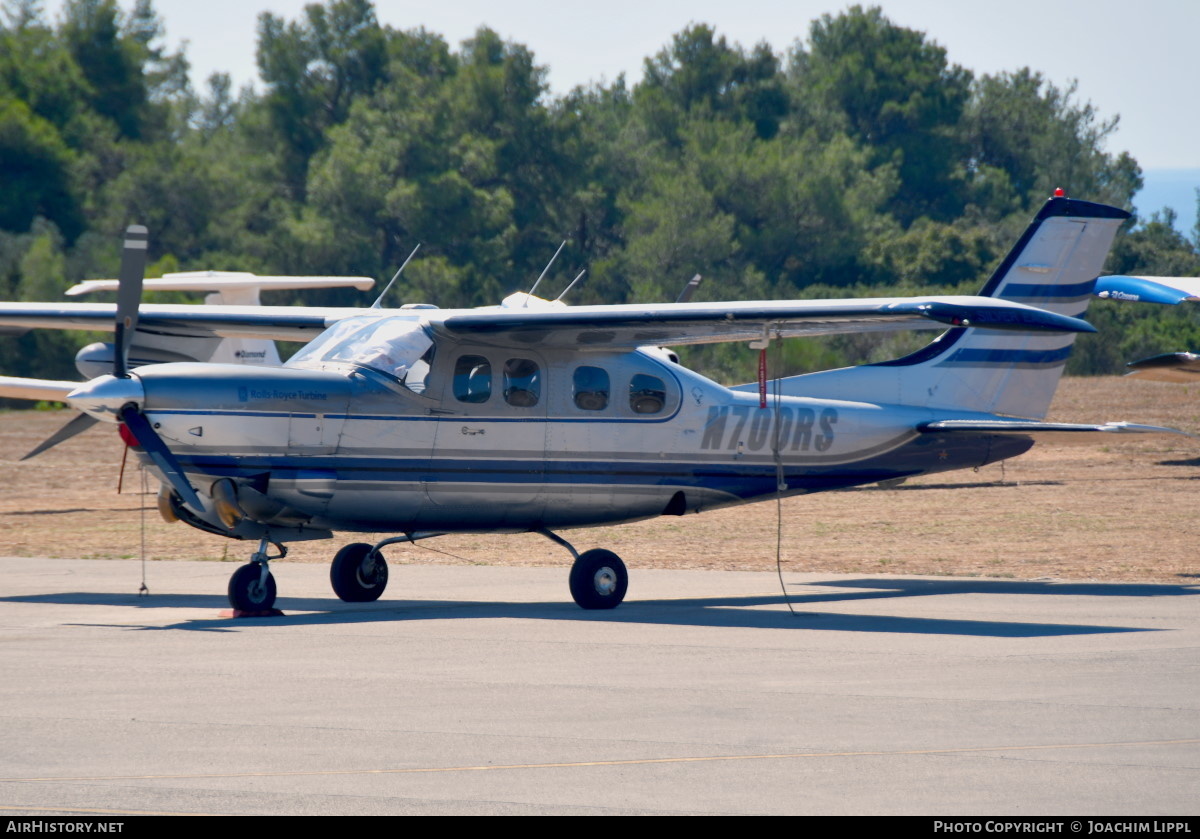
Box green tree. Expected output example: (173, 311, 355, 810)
(789, 5, 972, 223)
(256, 0, 387, 199)
(966, 69, 1141, 213)
(639, 23, 789, 140)
(0, 97, 82, 238)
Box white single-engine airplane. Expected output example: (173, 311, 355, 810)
(0, 195, 1186, 612)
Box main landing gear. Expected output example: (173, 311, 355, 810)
(330, 542, 389, 602)
(540, 530, 629, 610)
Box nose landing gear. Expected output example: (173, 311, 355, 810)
(227, 538, 287, 613)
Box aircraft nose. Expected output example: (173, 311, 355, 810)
(67, 374, 145, 423)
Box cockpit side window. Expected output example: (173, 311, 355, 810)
(503, 358, 541, 407)
(573, 366, 609, 411)
(453, 355, 492, 403)
(629, 373, 666, 414)
(287, 316, 434, 394)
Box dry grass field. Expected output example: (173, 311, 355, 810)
(2, 376, 1199, 583)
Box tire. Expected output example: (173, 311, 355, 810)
(228, 563, 277, 612)
(569, 549, 628, 610)
(331, 542, 389, 602)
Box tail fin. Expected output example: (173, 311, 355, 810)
(783, 196, 1129, 418)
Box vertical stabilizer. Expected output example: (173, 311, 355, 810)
(781, 197, 1129, 418)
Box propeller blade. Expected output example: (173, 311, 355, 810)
(675, 274, 702, 304)
(20, 412, 99, 460)
(113, 225, 148, 378)
(118, 403, 205, 512)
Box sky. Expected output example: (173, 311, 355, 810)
(38, 0, 1200, 220)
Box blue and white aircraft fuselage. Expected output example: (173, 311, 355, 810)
(125, 353, 1031, 536)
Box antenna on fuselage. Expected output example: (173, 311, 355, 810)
(554, 270, 587, 302)
(675, 274, 702, 304)
(525, 240, 566, 305)
(371, 243, 421, 309)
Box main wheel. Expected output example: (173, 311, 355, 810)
(228, 563, 277, 612)
(569, 549, 628, 610)
(331, 542, 389, 602)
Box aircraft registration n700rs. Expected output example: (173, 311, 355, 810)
(0, 195, 1186, 612)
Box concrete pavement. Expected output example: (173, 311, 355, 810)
(0, 557, 1197, 815)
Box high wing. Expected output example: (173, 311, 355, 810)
(1094, 275, 1200, 305)
(431, 294, 1094, 349)
(0, 302, 376, 343)
(0, 293, 1092, 351)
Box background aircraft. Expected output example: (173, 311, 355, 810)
(0, 196, 1187, 614)
(1094, 274, 1200, 380)
(66, 272, 375, 376)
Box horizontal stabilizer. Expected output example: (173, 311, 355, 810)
(919, 419, 1195, 444)
(1124, 352, 1200, 383)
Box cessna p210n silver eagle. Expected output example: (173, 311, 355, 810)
(0, 196, 1186, 612)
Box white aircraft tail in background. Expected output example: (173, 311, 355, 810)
(66, 272, 375, 376)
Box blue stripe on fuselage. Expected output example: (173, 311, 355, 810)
(168, 432, 1033, 503)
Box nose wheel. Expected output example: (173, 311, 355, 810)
(228, 563, 277, 612)
(227, 538, 286, 612)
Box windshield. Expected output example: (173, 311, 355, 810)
(288, 316, 434, 391)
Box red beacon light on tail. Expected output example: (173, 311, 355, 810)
(1053, 187, 1066, 197)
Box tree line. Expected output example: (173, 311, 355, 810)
(2, 0, 1198, 383)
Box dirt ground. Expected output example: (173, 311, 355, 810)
(2, 376, 1199, 583)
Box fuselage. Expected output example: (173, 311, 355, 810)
(129, 340, 1032, 540)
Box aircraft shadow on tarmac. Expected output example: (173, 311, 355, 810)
(1159, 456, 1200, 467)
(5, 576, 1195, 637)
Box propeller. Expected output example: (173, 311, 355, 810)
(113, 225, 148, 378)
(118, 403, 204, 511)
(22, 225, 206, 512)
(19, 224, 147, 459)
(21, 411, 99, 461)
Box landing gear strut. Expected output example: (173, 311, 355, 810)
(228, 538, 287, 612)
(540, 530, 628, 610)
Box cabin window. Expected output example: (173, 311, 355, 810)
(573, 366, 609, 411)
(629, 373, 666, 414)
(453, 355, 492, 403)
(503, 358, 541, 407)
